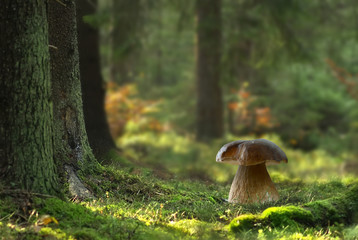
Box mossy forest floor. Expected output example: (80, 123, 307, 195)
(1, 169, 358, 239)
(1, 134, 358, 239)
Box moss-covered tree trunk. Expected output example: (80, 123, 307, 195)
(195, 0, 223, 141)
(77, 0, 116, 159)
(48, 0, 98, 196)
(0, 0, 59, 195)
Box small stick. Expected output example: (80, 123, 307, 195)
(49, 45, 58, 50)
(54, 0, 67, 7)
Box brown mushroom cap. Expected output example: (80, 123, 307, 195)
(216, 139, 288, 166)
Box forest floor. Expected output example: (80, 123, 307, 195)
(1, 134, 358, 239)
(1, 167, 358, 239)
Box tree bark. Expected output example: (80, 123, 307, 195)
(195, 0, 223, 141)
(48, 0, 98, 184)
(0, 0, 59, 195)
(77, 0, 116, 158)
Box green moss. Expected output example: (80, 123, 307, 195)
(87, 167, 173, 201)
(305, 199, 341, 225)
(39, 227, 67, 239)
(343, 225, 358, 239)
(303, 186, 358, 226)
(229, 185, 358, 235)
(35, 198, 101, 228)
(169, 219, 218, 237)
(72, 228, 102, 240)
(261, 206, 313, 228)
(230, 206, 314, 233)
(100, 149, 134, 167)
(1, 161, 358, 239)
(229, 214, 261, 232)
(0, 197, 16, 217)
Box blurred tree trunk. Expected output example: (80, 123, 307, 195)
(226, 40, 255, 135)
(49, 0, 98, 196)
(0, 0, 59, 195)
(77, 0, 116, 159)
(111, 0, 142, 84)
(195, 0, 223, 141)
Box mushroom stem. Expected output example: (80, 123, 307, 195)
(228, 163, 279, 203)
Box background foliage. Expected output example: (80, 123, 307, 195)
(98, 0, 358, 154)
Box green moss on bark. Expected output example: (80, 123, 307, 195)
(0, 0, 59, 195)
(48, 0, 99, 177)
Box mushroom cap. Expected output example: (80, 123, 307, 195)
(216, 139, 288, 166)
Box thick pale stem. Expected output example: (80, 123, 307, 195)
(228, 163, 279, 203)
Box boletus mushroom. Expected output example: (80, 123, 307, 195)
(216, 139, 287, 204)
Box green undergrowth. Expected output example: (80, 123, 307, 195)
(1, 164, 358, 239)
(119, 131, 348, 183)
